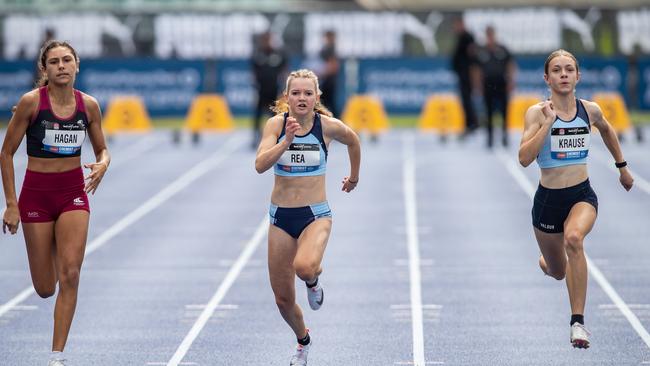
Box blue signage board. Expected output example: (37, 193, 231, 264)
(0, 61, 36, 118)
(356, 57, 456, 114)
(639, 59, 650, 110)
(1, 56, 642, 120)
(78, 59, 205, 117)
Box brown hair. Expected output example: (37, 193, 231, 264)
(271, 69, 333, 117)
(544, 49, 579, 75)
(35, 40, 79, 88)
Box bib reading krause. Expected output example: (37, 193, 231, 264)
(536, 99, 591, 169)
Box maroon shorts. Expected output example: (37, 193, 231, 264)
(18, 167, 90, 223)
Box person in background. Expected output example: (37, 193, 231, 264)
(476, 25, 516, 148)
(318, 30, 340, 118)
(451, 17, 479, 137)
(251, 31, 287, 148)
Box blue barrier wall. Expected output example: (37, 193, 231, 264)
(0, 57, 646, 119)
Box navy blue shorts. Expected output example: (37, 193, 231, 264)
(532, 179, 598, 234)
(269, 201, 332, 239)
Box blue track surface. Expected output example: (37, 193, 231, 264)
(1, 128, 649, 365)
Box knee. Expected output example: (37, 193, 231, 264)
(294, 261, 318, 282)
(548, 269, 566, 281)
(540, 256, 565, 280)
(58, 267, 80, 290)
(34, 286, 56, 299)
(564, 231, 585, 256)
(274, 294, 294, 313)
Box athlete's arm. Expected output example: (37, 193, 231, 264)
(83, 94, 110, 195)
(255, 115, 299, 174)
(518, 102, 553, 167)
(324, 116, 361, 193)
(584, 100, 633, 191)
(1, 92, 36, 234)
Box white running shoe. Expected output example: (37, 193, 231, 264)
(289, 341, 310, 366)
(306, 281, 324, 311)
(570, 322, 591, 349)
(48, 359, 66, 366)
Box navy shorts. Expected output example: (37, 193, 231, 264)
(269, 201, 332, 239)
(532, 179, 598, 234)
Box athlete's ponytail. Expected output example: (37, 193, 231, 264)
(271, 69, 334, 118)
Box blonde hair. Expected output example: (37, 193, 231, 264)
(271, 69, 333, 117)
(544, 49, 579, 75)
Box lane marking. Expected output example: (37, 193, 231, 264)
(402, 132, 426, 366)
(495, 148, 650, 349)
(166, 216, 268, 366)
(0, 134, 245, 319)
(107, 134, 161, 170)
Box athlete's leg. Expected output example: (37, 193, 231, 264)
(294, 218, 332, 283)
(500, 91, 509, 146)
(268, 225, 307, 339)
(22, 222, 57, 298)
(52, 210, 89, 352)
(534, 228, 566, 280)
(485, 92, 495, 148)
(563, 202, 597, 316)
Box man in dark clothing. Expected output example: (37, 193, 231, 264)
(477, 26, 516, 148)
(451, 17, 479, 135)
(251, 31, 287, 147)
(319, 30, 340, 117)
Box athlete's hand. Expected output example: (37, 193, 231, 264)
(2, 205, 20, 235)
(284, 117, 301, 144)
(341, 176, 358, 193)
(84, 161, 108, 195)
(541, 101, 556, 125)
(619, 167, 634, 191)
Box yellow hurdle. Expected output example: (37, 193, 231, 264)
(418, 94, 464, 133)
(592, 92, 631, 133)
(341, 95, 389, 133)
(103, 96, 152, 134)
(506, 94, 542, 131)
(184, 94, 234, 132)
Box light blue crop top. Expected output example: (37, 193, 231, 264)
(536, 99, 591, 169)
(274, 113, 328, 176)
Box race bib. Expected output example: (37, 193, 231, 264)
(277, 143, 321, 173)
(550, 126, 590, 160)
(42, 129, 85, 155)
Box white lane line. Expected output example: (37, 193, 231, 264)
(495, 148, 650, 349)
(402, 132, 426, 366)
(107, 134, 161, 170)
(166, 216, 268, 366)
(0, 134, 245, 319)
(591, 149, 650, 196)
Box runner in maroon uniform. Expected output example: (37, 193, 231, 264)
(1, 40, 110, 366)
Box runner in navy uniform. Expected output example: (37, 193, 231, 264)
(255, 69, 361, 366)
(518, 49, 633, 349)
(1, 40, 110, 366)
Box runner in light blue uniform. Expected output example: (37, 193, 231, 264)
(519, 49, 633, 350)
(255, 69, 361, 366)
